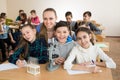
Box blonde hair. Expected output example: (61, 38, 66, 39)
(39, 8, 57, 42)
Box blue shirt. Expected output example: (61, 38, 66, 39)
(0, 25, 9, 39)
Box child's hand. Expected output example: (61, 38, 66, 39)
(54, 57, 65, 65)
(11, 39, 16, 43)
(9, 50, 14, 56)
(79, 61, 92, 66)
(88, 66, 101, 73)
(16, 59, 25, 67)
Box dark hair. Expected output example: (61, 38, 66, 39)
(30, 10, 36, 13)
(19, 10, 24, 13)
(0, 16, 5, 21)
(65, 11, 72, 18)
(0, 13, 6, 17)
(83, 11, 92, 17)
(54, 21, 70, 31)
(75, 27, 94, 45)
(20, 13, 27, 24)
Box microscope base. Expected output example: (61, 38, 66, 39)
(47, 64, 60, 71)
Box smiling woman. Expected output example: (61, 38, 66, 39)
(39, 8, 57, 44)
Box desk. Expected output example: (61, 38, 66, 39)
(96, 42, 109, 52)
(0, 64, 113, 80)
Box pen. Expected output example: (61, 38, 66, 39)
(92, 60, 94, 64)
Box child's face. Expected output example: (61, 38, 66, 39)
(83, 14, 91, 22)
(21, 26, 36, 43)
(0, 18, 6, 25)
(20, 16, 24, 20)
(76, 31, 91, 49)
(55, 27, 69, 44)
(31, 12, 36, 18)
(66, 15, 72, 23)
(19, 11, 24, 15)
(43, 11, 57, 30)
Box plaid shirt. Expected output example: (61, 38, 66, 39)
(8, 38, 48, 64)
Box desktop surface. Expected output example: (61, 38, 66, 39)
(0, 63, 113, 80)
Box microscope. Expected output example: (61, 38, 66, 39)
(47, 38, 60, 71)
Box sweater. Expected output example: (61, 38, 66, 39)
(50, 39, 76, 59)
(64, 43, 116, 69)
(8, 38, 48, 64)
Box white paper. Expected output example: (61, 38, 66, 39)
(67, 69, 90, 75)
(66, 64, 96, 75)
(0, 63, 18, 71)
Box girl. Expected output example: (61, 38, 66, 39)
(28, 10, 40, 26)
(19, 13, 27, 25)
(39, 8, 57, 44)
(64, 27, 116, 73)
(8, 24, 48, 67)
(50, 21, 75, 65)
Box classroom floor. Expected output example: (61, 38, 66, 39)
(0, 37, 120, 80)
(104, 37, 120, 80)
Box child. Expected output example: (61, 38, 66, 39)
(16, 10, 24, 21)
(49, 21, 76, 65)
(28, 10, 40, 26)
(64, 27, 116, 73)
(0, 16, 15, 62)
(65, 11, 76, 31)
(0, 12, 13, 25)
(75, 11, 102, 34)
(8, 24, 48, 67)
(18, 13, 27, 25)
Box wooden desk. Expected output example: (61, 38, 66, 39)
(96, 42, 109, 52)
(0, 64, 113, 80)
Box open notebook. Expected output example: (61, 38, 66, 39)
(0, 63, 18, 71)
(67, 69, 90, 75)
(66, 64, 102, 75)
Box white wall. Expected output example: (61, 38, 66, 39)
(7, 0, 120, 36)
(0, 0, 7, 13)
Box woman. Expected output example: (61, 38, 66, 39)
(39, 8, 57, 44)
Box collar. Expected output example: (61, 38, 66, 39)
(76, 43, 93, 53)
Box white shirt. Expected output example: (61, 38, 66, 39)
(64, 43, 116, 69)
